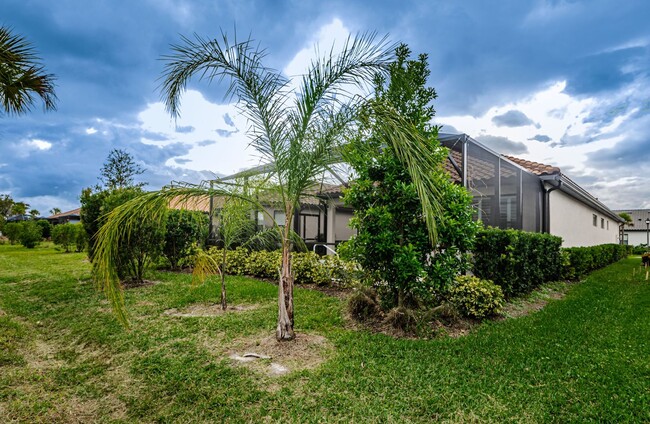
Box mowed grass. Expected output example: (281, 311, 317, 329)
(0, 243, 649, 423)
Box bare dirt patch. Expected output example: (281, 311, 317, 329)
(121, 279, 158, 289)
(300, 283, 352, 300)
(0, 307, 6, 316)
(163, 303, 259, 317)
(502, 286, 569, 319)
(223, 332, 334, 378)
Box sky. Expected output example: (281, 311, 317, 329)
(2, 0, 650, 215)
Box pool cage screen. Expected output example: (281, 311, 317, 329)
(439, 133, 542, 232)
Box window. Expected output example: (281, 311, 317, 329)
(607, 220, 609, 230)
(601, 218, 604, 229)
(593, 214, 597, 226)
(274, 210, 286, 226)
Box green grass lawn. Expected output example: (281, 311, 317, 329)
(1, 243, 649, 423)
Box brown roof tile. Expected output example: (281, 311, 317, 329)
(504, 156, 560, 176)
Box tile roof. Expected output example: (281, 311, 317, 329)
(46, 208, 81, 219)
(503, 156, 561, 176)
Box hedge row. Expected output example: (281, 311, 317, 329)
(561, 243, 630, 280)
(473, 228, 630, 297)
(472, 228, 563, 298)
(206, 247, 359, 286)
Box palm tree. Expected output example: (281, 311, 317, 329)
(93, 31, 444, 340)
(0, 26, 57, 116)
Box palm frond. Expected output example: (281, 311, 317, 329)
(191, 249, 222, 287)
(0, 26, 57, 115)
(92, 185, 264, 324)
(159, 31, 290, 165)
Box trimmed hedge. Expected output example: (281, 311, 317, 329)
(473, 228, 562, 298)
(206, 247, 359, 286)
(561, 243, 629, 280)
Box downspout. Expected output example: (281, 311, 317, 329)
(540, 175, 562, 234)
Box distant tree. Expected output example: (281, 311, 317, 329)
(99, 149, 146, 190)
(29, 209, 39, 218)
(52, 223, 77, 252)
(0, 26, 57, 116)
(619, 212, 633, 226)
(0, 194, 14, 217)
(3, 222, 21, 244)
(17, 221, 42, 248)
(10, 202, 28, 216)
(36, 219, 51, 239)
(49, 207, 61, 216)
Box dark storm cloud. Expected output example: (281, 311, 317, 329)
(529, 134, 552, 143)
(492, 110, 535, 127)
(475, 135, 528, 155)
(586, 116, 650, 169)
(564, 46, 646, 96)
(2, 0, 650, 211)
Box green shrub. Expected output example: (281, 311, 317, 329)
(163, 209, 208, 270)
(449, 275, 504, 319)
(246, 250, 281, 279)
(3, 222, 22, 245)
(205, 247, 357, 286)
(561, 244, 628, 280)
(74, 224, 87, 252)
(17, 221, 43, 249)
(473, 228, 562, 298)
(52, 223, 77, 252)
(36, 220, 52, 239)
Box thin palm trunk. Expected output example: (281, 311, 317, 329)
(277, 206, 295, 340)
(221, 248, 227, 310)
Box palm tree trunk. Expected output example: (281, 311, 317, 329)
(220, 249, 227, 311)
(276, 211, 295, 341)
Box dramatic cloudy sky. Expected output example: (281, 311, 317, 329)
(2, 0, 649, 214)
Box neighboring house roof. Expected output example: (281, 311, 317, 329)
(46, 208, 81, 220)
(6, 214, 32, 222)
(612, 209, 650, 231)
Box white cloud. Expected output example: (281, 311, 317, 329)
(85, 127, 98, 135)
(135, 18, 363, 179)
(283, 18, 351, 78)
(26, 139, 53, 151)
(137, 90, 258, 175)
(437, 80, 614, 173)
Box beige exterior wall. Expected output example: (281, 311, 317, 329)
(549, 190, 619, 247)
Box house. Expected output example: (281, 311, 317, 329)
(46, 208, 81, 225)
(437, 133, 624, 247)
(198, 133, 623, 250)
(611, 209, 650, 246)
(314, 133, 623, 249)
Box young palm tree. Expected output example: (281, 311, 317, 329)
(0, 26, 57, 116)
(93, 31, 445, 341)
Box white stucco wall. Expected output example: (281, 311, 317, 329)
(623, 231, 650, 247)
(549, 190, 620, 247)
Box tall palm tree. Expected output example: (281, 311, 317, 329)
(0, 26, 57, 116)
(93, 31, 444, 341)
